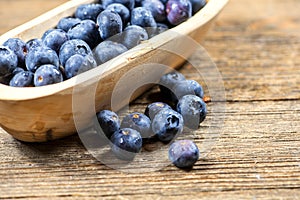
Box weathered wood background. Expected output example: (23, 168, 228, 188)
(0, 0, 299, 199)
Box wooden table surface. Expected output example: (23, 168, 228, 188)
(0, 0, 300, 199)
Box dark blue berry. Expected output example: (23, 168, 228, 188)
(168, 140, 199, 168)
(166, 0, 192, 25)
(105, 3, 130, 26)
(57, 17, 81, 32)
(96, 110, 120, 138)
(12, 67, 24, 75)
(117, 25, 148, 49)
(152, 108, 183, 143)
(190, 0, 206, 14)
(131, 7, 157, 29)
(171, 79, 204, 102)
(0, 46, 18, 83)
(121, 112, 152, 138)
(93, 41, 127, 64)
(3, 38, 26, 68)
(9, 71, 33, 87)
(41, 29, 56, 40)
(141, 0, 166, 22)
(59, 39, 92, 67)
(42, 29, 68, 53)
(144, 102, 172, 120)
(75, 3, 104, 21)
(67, 20, 101, 49)
(101, 0, 135, 10)
(110, 128, 142, 160)
(25, 47, 59, 72)
(148, 22, 169, 38)
(159, 71, 186, 97)
(64, 54, 97, 79)
(33, 64, 63, 86)
(25, 38, 44, 52)
(176, 95, 207, 129)
(97, 10, 123, 40)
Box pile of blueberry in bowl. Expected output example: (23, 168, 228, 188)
(0, 0, 207, 87)
(95, 71, 207, 169)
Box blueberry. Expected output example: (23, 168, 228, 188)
(93, 41, 127, 64)
(12, 67, 25, 75)
(144, 102, 172, 120)
(64, 54, 97, 79)
(131, 7, 157, 29)
(168, 140, 199, 168)
(9, 71, 33, 87)
(141, 0, 166, 22)
(57, 17, 81, 32)
(3, 38, 26, 68)
(159, 71, 186, 97)
(166, 0, 192, 25)
(0, 46, 18, 83)
(25, 47, 59, 72)
(105, 3, 130, 26)
(121, 112, 152, 138)
(59, 39, 92, 67)
(25, 38, 44, 52)
(97, 10, 123, 40)
(118, 25, 148, 49)
(152, 108, 183, 143)
(101, 0, 135, 10)
(110, 128, 142, 160)
(176, 95, 207, 129)
(75, 3, 104, 21)
(171, 79, 204, 102)
(67, 20, 101, 49)
(34, 64, 63, 86)
(190, 0, 206, 14)
(148, 22, 169, 38)
(41, 29, 56, 40)
(42, 29, 68, 53)
(96, 110, 120, 138)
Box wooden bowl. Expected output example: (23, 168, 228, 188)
(0, 0, 228, 142)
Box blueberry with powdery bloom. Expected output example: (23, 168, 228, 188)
(97, 10, 123, 40)
(166, 0, 192, 26)
(75, 3, 104, 21)
(190, 0, 207, 14)
(64, 54, 97, 79)
(131, 7, 157, 29)
(121, 112, 152, 138)
(141, 0, 166, 22)
(93, 41, 127, 65)
(57, 17, 81, 32)
(159, 71, 186, 98)
(9, 71, 33, 87)
(169, 140, 199, 168)
(25, 38, 44, 52)
(33, 64, 63, 86)
(118, 25, 148, 49)
(144, 102, 172, 120)
(171, 79, 204, 102)
(96, 110, 120, 138)
(3, 38, 26, 68)
(0, 46, 18, 84)
(106, 3, 130, 26)
(42, 29, 68, 53)
(101, 0, 135, 10)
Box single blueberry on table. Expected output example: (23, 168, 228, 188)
(168, 140, 199, 168)
(110, 128, 142, 161)
(121, 112, 152, 138)
(176, 94, 207, 129)
(96, 110, 120, 138)
(144, 102, 172, 120)
(33, 64, 63, 86)
(105, 3, 130, 26)
(67, 20, 101, 49)
(171, 79, 204, 102)
(3, 38, 26, 68)
(25, 38, 44, 52)
(141, 0, 166, 22)
(59, 39, 92, 67)
(131, 7, 157, 29)
(9, 71, 33, 87)
(93, 41, 127, 65)
(152, 108, 184, 143)
(0, 46, 18, 83)
(57, 17, 82, 32)
(42, 29, 68, 53)
(190, 0, 207, 14)
(166, 0, 192, 25)
(25, 46, 59, 72)
(75, 3, 104, 21)
(64, 54, 97, 79)
(118, 25, 148, 49)
(101, 0, 135, 10)
(97, 10, 123, 40)
(159, 71, 186, 98)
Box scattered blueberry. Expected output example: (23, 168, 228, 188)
(64, 54, 97, 79)
(168, 140, 199, 168)
(3, 38, 26, 68)
(131, 7, 157, 29)
(144, 102, 172, 120)
(33, 64, 63, 86)
(110, 128, 142, 160)
(141, 0, 166, 22)
(97, 10, 123, 40)
(59, 39, 92, 67)
(176, 94, 207, 129)
(121, 112, 152, 138)
(152, 108, 184, 143)
(93, 41, 127, 64)
(106, 3, 130, 26)
(42, 29, 68, 53)
(118, 25, 148, 49)
(190, 0, 206, 14)
(96, 110, 120, 138)
(171, 79, 204, 102)
(75, 3, 104, 21)
(159, 71, 186, 98)
(9, 71, 33, 87)
(166, 0, 192, 25)
(57, 17, 82, 32)
(0, 46, 18, 83)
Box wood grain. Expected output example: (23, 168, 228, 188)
(0, 0, 300, 199)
